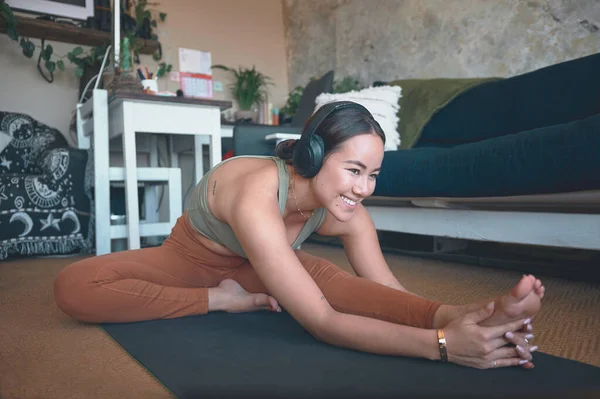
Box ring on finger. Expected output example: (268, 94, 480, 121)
(492, 360, 497, 368)
(524, 338, 530, 346)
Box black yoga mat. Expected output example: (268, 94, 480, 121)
(102, 311, 600, 399)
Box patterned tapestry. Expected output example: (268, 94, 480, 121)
(0, 112, 93, 260)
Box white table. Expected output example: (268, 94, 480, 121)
(77, 89, 231, 254)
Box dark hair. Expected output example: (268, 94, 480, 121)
(275, 106, 385, 163)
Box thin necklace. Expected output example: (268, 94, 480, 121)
(291, 171, 314, 220)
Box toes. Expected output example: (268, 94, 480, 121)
(250, 294, 281, 312)
(267, 296, 280, 311)
(512, 275, 536, 300)
(521, 361, 535, 369)
(535, 285, 545, 298)
(253, 293, 271, 308)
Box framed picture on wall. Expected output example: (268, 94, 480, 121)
(6, 0, 94, 21)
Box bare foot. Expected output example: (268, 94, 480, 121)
(209, 279, 281, 313)
(433, 275, 544, 329)
(479, 275, 541, 327)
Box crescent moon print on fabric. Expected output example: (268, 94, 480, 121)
(25, 176, 61, 208)
(10, 212, 34, 237)
(1, 114, 35, 149)
(61, 210, 80, 234)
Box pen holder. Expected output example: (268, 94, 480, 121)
(142, 79, 158, 93)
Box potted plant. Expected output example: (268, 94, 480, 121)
(211, 64, 272, 123)
(280, 84, 304, 124)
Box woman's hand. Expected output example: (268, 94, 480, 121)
(504, 329, 537, 369)
(443, 302, 535, 369)
(511, 278, 543, 369)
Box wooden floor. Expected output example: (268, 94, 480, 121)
(1, 243, 598, 399)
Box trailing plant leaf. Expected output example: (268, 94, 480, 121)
(20, 38, 35, 58)
(135, 2, 151, 24)
(0, 3, 12, 20)
(7, 26, 17, 41)
(45, 60, 56, 73)
(42, 44, 53, 61)
(71, 47, 84, 57)
(75, 67, 84, 78)
(1, 3, 18, 41)
(56, 60, 65, 71)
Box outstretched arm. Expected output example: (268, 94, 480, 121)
(319, 204, 416, 295)
(224, 184, 529, 368)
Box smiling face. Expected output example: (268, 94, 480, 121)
(312, 132, 384, 222)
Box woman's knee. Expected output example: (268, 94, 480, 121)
(53, 260, 98, 321)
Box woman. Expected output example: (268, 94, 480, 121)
(54, 101, 544, 370)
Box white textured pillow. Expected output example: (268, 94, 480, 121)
(314, 85, 402, 151)
(0, 131, 12, 154)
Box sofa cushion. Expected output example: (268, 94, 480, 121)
(0, 111, 92, 260)
(315, 85, 402, 151)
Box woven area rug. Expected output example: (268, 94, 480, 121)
(0, 243, 598, 399)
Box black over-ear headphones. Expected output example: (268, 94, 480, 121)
(292, 101, 371, 178)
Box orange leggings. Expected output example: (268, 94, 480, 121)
(54, 213, 442, 328)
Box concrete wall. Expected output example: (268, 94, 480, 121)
(283, 0, 600, 89)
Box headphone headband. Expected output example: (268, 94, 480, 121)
(300, 101, 370, 143)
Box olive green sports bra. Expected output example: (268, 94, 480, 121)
(185, 155, 327, 258)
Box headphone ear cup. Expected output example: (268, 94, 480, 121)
(304, 134, 324, 178)
(292, 138, 310, 177)
(294, 134, 324, 178)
